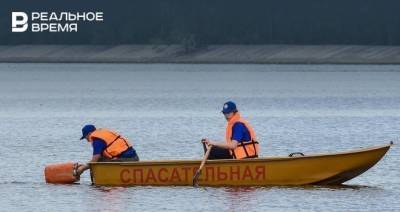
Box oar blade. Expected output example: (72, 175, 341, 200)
(192, 143, 212, 187)
(192, 170, 201, 186)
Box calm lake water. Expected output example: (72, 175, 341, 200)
(0, 63, 399, 211)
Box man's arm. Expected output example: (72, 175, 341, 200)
(203, 138, 238, 150)
(202, 122, 244, 150)
(75, 139, 105, 176)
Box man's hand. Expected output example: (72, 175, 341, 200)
(74, 154, 101, 177)
(201, 138, 213, 147)
(75, 164, 89, 177)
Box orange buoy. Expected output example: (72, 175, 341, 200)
(44, 162, 79, 184)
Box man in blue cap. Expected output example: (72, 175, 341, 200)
(75, 124, 139, 176)
(202, 101, 260, 159)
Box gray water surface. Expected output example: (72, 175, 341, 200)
(0, 63, 399, 211)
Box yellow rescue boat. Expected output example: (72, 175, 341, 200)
(89, 143, 392, 186)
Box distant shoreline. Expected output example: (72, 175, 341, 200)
(0, 44, 400, 64)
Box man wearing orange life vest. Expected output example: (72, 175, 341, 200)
(202, 101, 260, 159)
(75, 124, 139, 176)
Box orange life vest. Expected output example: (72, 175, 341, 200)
(226, 112, 260, 159)
(88, 128, 131, 159)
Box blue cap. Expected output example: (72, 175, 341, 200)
(80, 124, 96, 140)
(222, 101, 237, 114)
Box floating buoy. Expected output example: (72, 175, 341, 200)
(44, 162, 79, 184)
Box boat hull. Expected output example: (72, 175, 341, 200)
(89, 144, 391, 186)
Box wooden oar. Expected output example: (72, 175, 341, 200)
(192, 144, 213, 186)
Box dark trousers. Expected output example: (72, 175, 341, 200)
(98, 154, 140, 162)
(203, 143, 233, 160)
